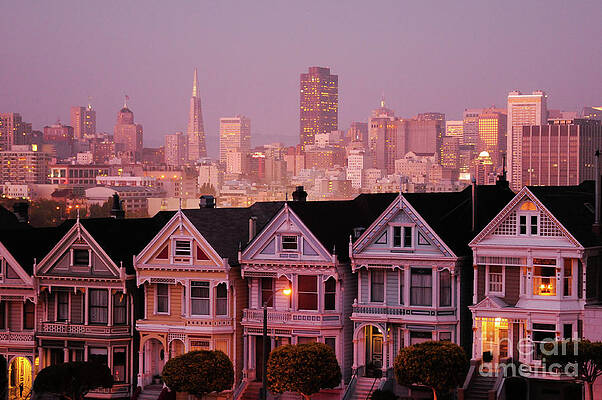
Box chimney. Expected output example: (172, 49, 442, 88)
(12, 202, 29, 223)
(110, 193, 125, 219)
(199, 195, 215, 208)
(594, 150, 600, 234)
(292, 186, 307, 202)
(472, 178, 477, 232)
(249, 217, 257, 242)
(353, 227, 366, 239)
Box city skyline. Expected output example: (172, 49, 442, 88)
(1, 1, 600, 157)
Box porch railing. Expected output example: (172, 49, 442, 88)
(352, 304, 455, 317)
(242, 309, 341, 325)
(39, 322, 130, 336)
(0, 331, 34, 342)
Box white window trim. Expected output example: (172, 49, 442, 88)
(517, 212, 539, 236)
(189, 280, 212, 318)
(171, 237, 193, 265)
(280, 234, 300, 253)
(296, 274, 319, 312)
(438, 269, 453, 307)
(368, 269, 386, 304)
(398, 268, 405, 306)
(215, 282, 229, 318)
(485, 265, 505, 295)
(155, 283, 170, 315)
(562, 259, 577, 299)
(70, 247, 92, 268)
(390, 224, 415, 250)
(323, 277, 337, 312)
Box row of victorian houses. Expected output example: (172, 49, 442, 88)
(1, 179, 602, 400)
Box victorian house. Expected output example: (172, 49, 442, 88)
(134, 201, 281, 390)
(33, 216, 164, 399)
(465, 182, 602, 398)
(0, 217, 64, 400)
(239, 190, 397, 386)
(350, 183, 514, 378)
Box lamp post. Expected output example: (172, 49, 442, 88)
(262, 287, 292, 400)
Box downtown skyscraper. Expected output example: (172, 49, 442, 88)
(506, 90, 547, 189)
(187, 68, 207, 162)
(70, 104, 96, 139)
(299, 67, 338, 150)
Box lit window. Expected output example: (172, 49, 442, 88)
(533, 259, 556, 296)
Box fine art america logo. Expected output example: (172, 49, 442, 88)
(479, 338, 579, 378)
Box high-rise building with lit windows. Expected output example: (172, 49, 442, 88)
(165, 131, 188, 167)
(299, 67, 338, 150)
(506, 90, 547, 189)
(114, 100, 143, 162)
(0, 113, 32, 150)
(219, 116, 251, 163)
(70, 104, 96, 139)
(478, 108, 507, 169)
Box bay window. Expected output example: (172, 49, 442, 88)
(156, 284, 169, 314)
(370, 270, 385, 302)
(439, 269, 451, 307)
(57, 292, 69, 322)
(324, 277, 336, 311)
(488, 266, 503, 293)
(89, 289, 108, 324)
(410, 268, 432, 306)
(191, 281, 210, 315)
(216, 283, 228, 316)
(113, 292, 127, 325)
(261, 278, 274, 307)
(298, 275, 318, 310)
(533, 258, 556, 296)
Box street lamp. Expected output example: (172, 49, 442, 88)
(262, 287, 292, 400)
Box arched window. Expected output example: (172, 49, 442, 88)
(439, 270, 451, 307)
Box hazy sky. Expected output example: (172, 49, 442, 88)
(1, 1, 600, 156)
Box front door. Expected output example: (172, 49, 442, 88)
(365, 326, 383, 376)
(481, 317, 509, 367)
(255, 336, 271, 381)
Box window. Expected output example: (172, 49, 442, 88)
(410, 268, 432, 306)
(23, 301, 35, 329)
(532, 323, 556, 359)
(533, 259, 557, 296)
(191, 281, 210, 315)
(88, 347, 108, 366)
(174, 240, 191, 257)
(403, 227, 412, 248)
(530, 215, 538, 235)
(563, 259, 573, 297)
(439, 270, 451, 307)
(216, 283, 228, 316)
(488, 266, 503, 293)
(439, 332, 452, 342)
(519, 215, 527, 235)
(73, 249, 89, 266)
(410, 331, 432, 345)
(261, 278, 274, 307)
(89, 289, 108, 324)
(298, 275, 318, 310)
(113, 292, 127, 325)
(399, 270, 404, 305)
(156, 284, 169, 313)
(0, 301, 5, 329)
(113, 348, 126, 383)
(370, 270, 385, 302)
(325, 337, 336, 353)
(563, 324, 572, 340)
(281, 236, 298, 251)
(57, 292, 69, 322)
(324, 277, 336, 311)
(393, 227, 402, 247)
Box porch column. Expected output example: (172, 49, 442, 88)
(108, 289, 113, 326)
(84, 344, 89, 361)
(38, 347, 44, 370)
(243, 335, 248, 379)
(472, 265, 478, 304)
(84, 288, 89, 325)
(137, 350, 144, 387)
(63, 346, 69, 363)
(352, 338, 358, 369)
(382, 338, 388, 375)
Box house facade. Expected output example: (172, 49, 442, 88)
(466, 183, 602, 397)
(240, 193, 396, 384)
(33, 217, 163, 399)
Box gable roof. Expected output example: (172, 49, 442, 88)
(0, 225, 71, 275)
(528, 181, 600, 247)
(285, 192, 399, 261)
(403, 182, 516, 255)
(153, 202, 284, 264)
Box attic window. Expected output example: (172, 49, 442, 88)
(174, 240, 192, 257)
(281, 236, 298, 251)
(73, 249, 90, 266)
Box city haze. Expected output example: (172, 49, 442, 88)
(1, 0, 600, 157)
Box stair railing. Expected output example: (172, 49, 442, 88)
(365, 377, 378, 400)
(342, 368, 358, 400)
(232, 379, 249, 400)
(457, 358, 480, 400)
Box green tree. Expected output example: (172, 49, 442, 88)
(394, 341, 468, 400)
(545, 339, 602, 400)
(267, 342, 341, 400)
(29, 199, 65, 227)
(89, 200, 111, 218)
(33, 361, 113, 400)
(162, 350, 233, 399)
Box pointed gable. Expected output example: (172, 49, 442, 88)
(353, 195, 456, 258)
(470, 187, 583, 249)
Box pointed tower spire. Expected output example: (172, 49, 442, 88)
(380, 92, 386, 108)
(192, 68, 199, 98)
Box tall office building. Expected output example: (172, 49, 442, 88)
(347, 122, 368, 145)
(165, 131, 188, 167)
(219, 116, 251, 162)
(70, 104, 96, 139)
(187, 68, 207, 161)
(0, 113, 32, 150)
(462, 108, 482, 147)
(368, 99, 398, 173)
(0, 145, 50, 184)
(114, 100, 143, 162)
(477, 108, 507, 169)
(299, 67, 338, 149)
(521, 119, 602, 186)
(506, 90, 547, 189)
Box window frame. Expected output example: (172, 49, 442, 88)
(23, 300, 35, 330)
(486, 265, 505, 295)
(72, 248, 90, 267)
(324, 277, 336, 311)
(517, 212, 539, 236)
(410, 267, 433, 307)
(113, 292, 128, 325)
(370, 270, 385, 303)
(190, 281, 210, 316)
(261, 277, 274, 307)
(155, 283, 170, 314)
(439, 269, 452, 307)
(297, 275, 318, 311)
(57, 291, 69, 322)
(88, 289, 109, 325)
(215, 282, 228, 316)
(532, 259, 557, 297)
(112, 347, 127, 383)
(399, 269, 405, 305)
(391, 224, 414, 249)
(281, 235, 299, 252)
